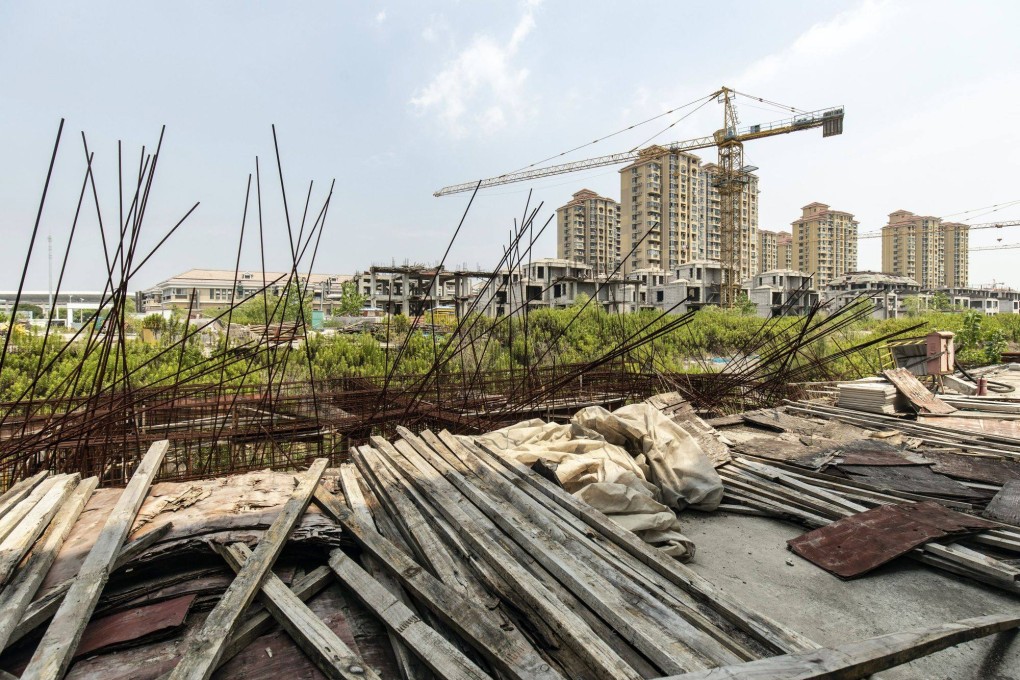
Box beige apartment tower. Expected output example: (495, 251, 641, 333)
(619, 145, 758, 277)
(776, 231, 793, 270)
(758, 230, 779, 273)
(792, 203, 858, 284)
(881, 210, 968, 288)
(556, 189, 621, 275)
(944, 221, 969, 288)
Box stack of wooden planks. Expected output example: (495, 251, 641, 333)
(1, 429, 1018, 678)
(836, 382, 904, 414)
(718, 455, 1020, 593)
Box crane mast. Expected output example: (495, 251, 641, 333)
(434, 88, 845, 308)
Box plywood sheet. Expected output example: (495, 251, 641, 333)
(983, 480, 1020, 526)
(74, 594, 196, 660)
(838, 464, 986, 500)
(883, 368, 956, 414)
(921, 450, 1020, 485)
(788, 501, 997, 578)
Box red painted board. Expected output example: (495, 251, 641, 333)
(74, 593, 196, 660)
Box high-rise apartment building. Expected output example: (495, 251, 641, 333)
(555, 189, 621, 275)
(944, 221, 969, 288)
(792, 203, 858, 285)
(881, 211, 968, 288)
(776, 231, 793, 270)
(759, 230, 779, 273)
(619, 146, 759, 278)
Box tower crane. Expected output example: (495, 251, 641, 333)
(435, 87, 845, 307)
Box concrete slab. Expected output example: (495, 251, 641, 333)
(680, 511, 1020, 679)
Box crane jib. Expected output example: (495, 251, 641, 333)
(433, 105, 844, 197)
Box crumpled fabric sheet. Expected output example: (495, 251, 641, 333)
(475, 403, 724, 561)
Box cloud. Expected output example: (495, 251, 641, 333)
(738, 0, 894, 86)
(411, 0, 543, 137)
(375, 10, 386, 24)
(421, 14, 450, 43)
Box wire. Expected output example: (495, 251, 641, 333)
(627, 97, 717, 153)
(504, 92, 718, 175)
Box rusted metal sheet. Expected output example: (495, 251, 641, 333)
(883, 369, 957, 415)
(788, 501, 997, 579)
(73, 593, 196, 660)
(921, 450, 1020, 485)
(983, 481, 1020, 526)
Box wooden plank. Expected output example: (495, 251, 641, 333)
(427, 431, 761, 667)
(401, 429, 744, 672)
(983, 480, 1020, 526)
(469, 435, 820, 656)
(216, 541, 380, 680)
(365, 436, 642, 680)
(883, 368, 957, 414)
(21, 440, 169, 680)
(787, 501, 997, 579)
(0, 471, 49, 522)
(328, 549, 491, 680)
(0, 474, 80, 586)
(836, 464, 986, 500)
(0, 475, 62, 544)
(0, 476, 97, 651)
(315, 486, 569, 680)
(921, 542, 1020, 582)
(658, 613, 1020, 679)
(221, 565, 334, 664)
(337, 465, 427, 680)
(8, 521, 174, 649)
(167, 457, 327, 680)
(921, 450, 1020, 485)
(393, 436, 667, 677)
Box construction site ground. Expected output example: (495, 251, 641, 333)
(682, 509, 1020, 679)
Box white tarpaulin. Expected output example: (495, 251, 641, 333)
(475, 403, 724, 561)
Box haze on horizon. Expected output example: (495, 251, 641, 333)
(0, 0, 1018, 291)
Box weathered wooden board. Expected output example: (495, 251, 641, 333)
(921, 450, 1020, 485)
(168, 458, 327, 680)
(74, 594, 195, 660)
(21, 440, 169, 680)
(37, 471, 343, 598)
(822, 439, 931, 467)
(217, 541, 380, 680)
(657, 613, 1020, 680)
(836, 464, 987, 500)
(0, 477, 96, 652)
(733, 436, 837, 469)
(788, 501, 997, 578)
(883, 368, 957, 414)
(983, 480, 1020, 526)
(918, 414, 1020, 443)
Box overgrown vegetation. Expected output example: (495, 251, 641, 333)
(2, 305, 1017, 402)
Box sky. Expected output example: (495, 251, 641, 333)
(1, 0, 1019, 292)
